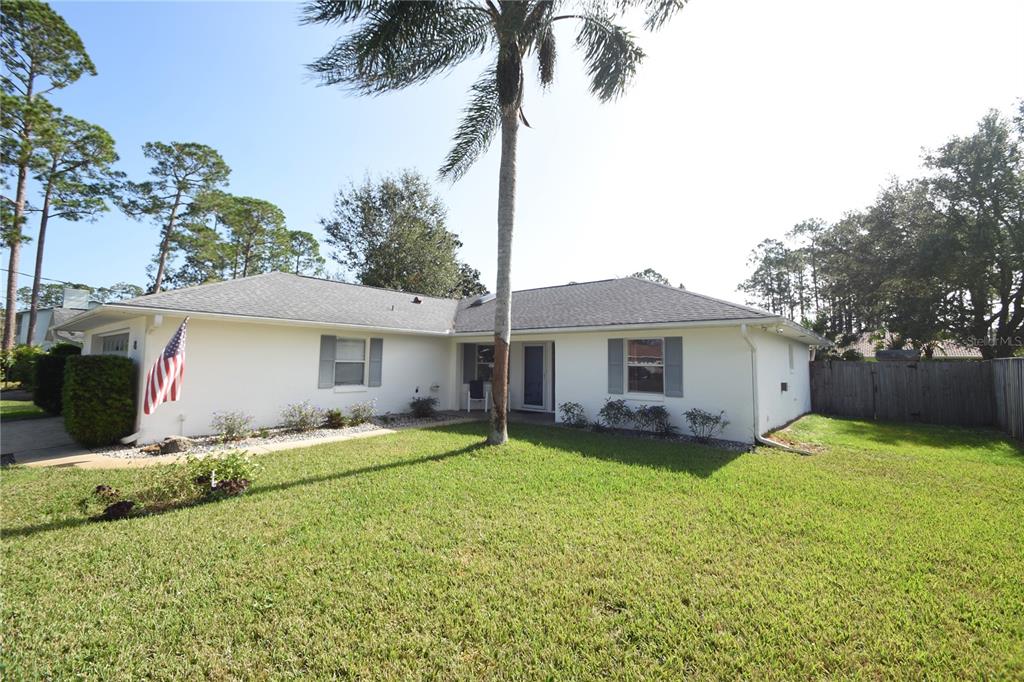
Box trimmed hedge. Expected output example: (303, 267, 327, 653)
(32, 344, 81, 415)
(63, 355, 136, 447)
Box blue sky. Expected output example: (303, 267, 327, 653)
(6, 0, 1023, 304)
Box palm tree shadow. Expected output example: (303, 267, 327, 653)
(3, 442, 486, 540)
(493, 423, 744, 478)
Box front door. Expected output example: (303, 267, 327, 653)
(524, 345, 544, 408)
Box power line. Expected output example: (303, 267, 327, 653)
(0, 268, 80, 284)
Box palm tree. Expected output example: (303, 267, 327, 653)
(304, 0, 687, 444)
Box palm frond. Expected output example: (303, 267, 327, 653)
(616, 0, 690, 31)
(439, 67, 499, 182)
(575, 9, 645, 101)
(537, 25, 556, 88)
(307, 2, 495, 95)
(300, 1, 384, 25)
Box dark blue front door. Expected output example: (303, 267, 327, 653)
(524, 345, 544, 407)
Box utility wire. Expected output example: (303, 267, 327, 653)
(0, 268, 77, 284)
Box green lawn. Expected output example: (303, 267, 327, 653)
(2, 417, 1022, 679)
(0, 399, 47, 421)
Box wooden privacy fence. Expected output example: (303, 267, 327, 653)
(992, 359, 1024, 439)
(810, 360, 1024, 435)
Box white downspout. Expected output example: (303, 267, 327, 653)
(741, 323, 814, 455)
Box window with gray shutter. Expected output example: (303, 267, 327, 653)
(368, 338, 383, 387)
(664, 336, 683, 397)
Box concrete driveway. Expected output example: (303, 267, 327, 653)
(1, 417, 90, 465)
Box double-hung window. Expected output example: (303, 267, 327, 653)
(627, 338, 664, 394)
(476, 344, 495, 381)
(335, 338, 366, 386)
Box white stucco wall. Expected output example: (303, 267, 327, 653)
(84, 315, 453, 442)
(549, 326, 758, 443)
(753, 329, 811, 433)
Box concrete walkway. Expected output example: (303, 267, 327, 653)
(3, 415, 486, 470)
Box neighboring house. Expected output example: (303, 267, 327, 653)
(56, 272, 829, 444)
(839, 332, 982, 359)
(15, 289, 98, 348)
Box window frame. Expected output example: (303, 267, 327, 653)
(475, 343, 495, 382)
(334, 337, 367, 387)
(624, 337, 666, 396)
(97, 331, 130, 357)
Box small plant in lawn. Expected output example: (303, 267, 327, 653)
(211, 411, 254, 441)
(348, 399, 376, 425)
(683, 408, 730, 443)
(598, 398, 634, 430)
(324, 409, 347, 429)
(634, 404, 676, 437)
(280, 401, 324, 432)
(558, 401, 588, 428)
(409, 396, 438, 419)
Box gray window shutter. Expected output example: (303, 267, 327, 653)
(368, 338, 383, 387)
(318, 335, 336, 388)
(665, 336, 683, 397)
(462, 343, 477, 383)
(608, 338, 624, 394)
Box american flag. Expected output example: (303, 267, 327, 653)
(144, 318, 189, 415)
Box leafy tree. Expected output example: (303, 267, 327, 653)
(630, 268, 670, 285)
(304, 0, 687, 443)
(17, 280, 142, 307)
(288, 230, 326, 276)
(92, 282, 144, 302)
(120, 142, 230, 293)
(457, 262, 488, 297)
(321, 171, 479, 297)
(1, 0, 95, 350)
(25, 112, 121, 342)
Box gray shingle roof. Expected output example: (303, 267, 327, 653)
(454, 278, 772, 333)
(105, 272, 774, 334)
(113, 272, 460, 333)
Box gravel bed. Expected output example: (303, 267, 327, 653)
(94, 413, 474, 460)
(559, 424, 752, 452)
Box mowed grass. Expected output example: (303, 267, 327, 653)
(2, 417, 1023, 680)
(0, 399, 46, 421)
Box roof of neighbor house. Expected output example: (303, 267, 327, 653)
(61, 271, 822, 341)
(840, 332, 982, 359)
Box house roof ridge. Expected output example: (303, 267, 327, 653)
(626, 277, 774, 318)
(286, 272, 461, 302)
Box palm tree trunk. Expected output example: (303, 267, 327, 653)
(151, 191, 183, 294)
(27, 164, 57, 345)
(489, 107, 518, 445)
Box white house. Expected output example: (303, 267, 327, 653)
(55, 272, 828, 444)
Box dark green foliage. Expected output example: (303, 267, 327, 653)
(32, 345, 79, 414)
(324, 408, 347, 429)
(634, 404, 675, 436)
(598, 398, 633, 429)
(683, 408, 730, 443)
(62, 355, 135, 447)
(409, 396, 438, 419)
(558, 401, 588, 428)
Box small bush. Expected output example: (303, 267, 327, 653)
(63, 355, 135, 447)
(558, 401, 588, 428)
(840, 348, 864, 361)
(410, 396, 438, 418)
(280, 401, 324, 432)
(348, 399, 376, 425)
(3, 345, 45, 387)
(81, 451, 260, 520)
(634, 404, 675, 437)
(211, 411, 254, 441)
(683, 408, 730, 443)
(598, 398, 634, 429)
(324, 409, 347, 429)
(32, 345, 81, 415)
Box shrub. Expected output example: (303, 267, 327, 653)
(348, 399, 376, 425)
(634, 404, 675, 437)
(63, 355, 135, 447)
(683, 408, 730, 443)
(409, 396, 438, 418)
(81, 451, 260, 520)
(3, 345, 45, 387)
(324, 408, 347, 429)
(280, 401, 324, 431)
(211, 411, 254, 441)
(558, 401, 588, 428)
(32, 345, 81, 415)
(840, 348, 864, 361)
(598, 398, 634, 429)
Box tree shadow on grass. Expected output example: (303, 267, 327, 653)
(810, 416, 1024, 457)
(2, 442, 486, 540)
(493, 422, 744, 478)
